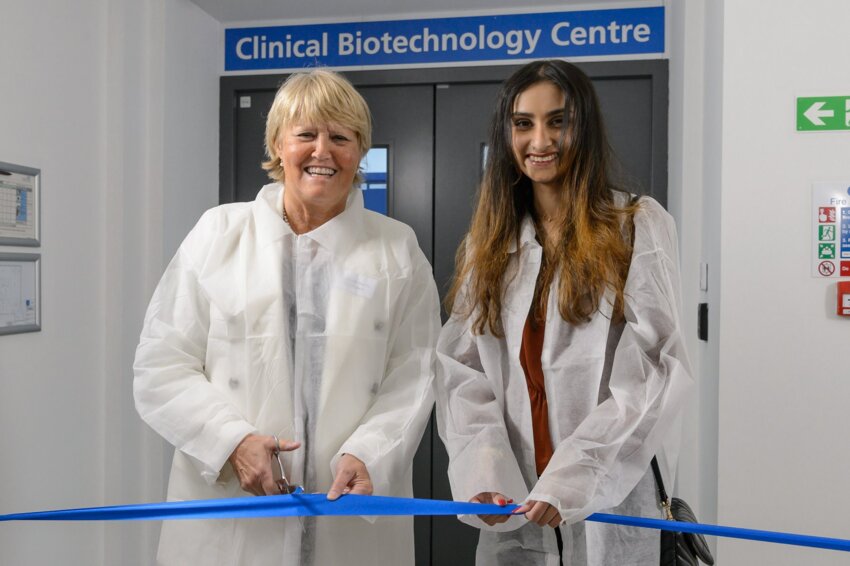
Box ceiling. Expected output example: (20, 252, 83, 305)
(188, 0, 599, 24)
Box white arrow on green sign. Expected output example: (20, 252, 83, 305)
(797, 96, 850, 131)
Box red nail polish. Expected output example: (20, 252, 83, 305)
(496, 498, 506, 505)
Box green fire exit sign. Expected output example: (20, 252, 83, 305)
(797, 96, 850, 131)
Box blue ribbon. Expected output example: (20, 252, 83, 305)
(588, 513, 850, 554)
(0, 492, 510, 522)
(2, 494, 849, 554)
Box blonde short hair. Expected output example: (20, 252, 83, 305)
(262, 69, 372, 184)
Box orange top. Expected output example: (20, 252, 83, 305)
(518, 313, 554, 476)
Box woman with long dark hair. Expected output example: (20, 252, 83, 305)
(436, 60, 693, 564)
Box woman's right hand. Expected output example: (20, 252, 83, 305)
(228, 434, 300, 496)
(470, 492, 514, 525)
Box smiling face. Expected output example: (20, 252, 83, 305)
(511, 81, 567, 193)
(275, 122, 362, 214)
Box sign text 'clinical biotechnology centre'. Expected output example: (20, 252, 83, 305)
(225, 7, 664, 72)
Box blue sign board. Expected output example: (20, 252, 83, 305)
(225, 7, 664, 72)
(842, 207, 850, 259)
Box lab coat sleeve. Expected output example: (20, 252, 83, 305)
(435, 283, 529, 531)
(528, 199, 694, 523)
(133, 209, 257, 485)
(334, 250, 441, 497)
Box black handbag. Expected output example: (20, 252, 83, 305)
(651, 457, 715, 566)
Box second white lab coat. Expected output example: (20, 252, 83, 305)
(134, 184, 440, 566)
(436, 196, 693, 565)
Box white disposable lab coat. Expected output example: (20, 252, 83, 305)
(134, 184, 440, 566)
(436, 196, 693, 565)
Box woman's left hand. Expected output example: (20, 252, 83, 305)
(513, 500, 563, 527)
(327, 454, 373, 500)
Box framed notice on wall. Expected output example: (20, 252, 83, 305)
(0, 161, 40, 246)
(812, 183, 850, 278)
(0, 252, 41, 335)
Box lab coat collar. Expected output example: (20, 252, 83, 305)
(507, 215, 540, 254)
(253, 183, 366, 255)
(254, 184, 288, 244)
(301, 188, 365, 256)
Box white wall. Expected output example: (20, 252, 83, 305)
(163, 0, 222, 259)
(668, 0, 717, 532)
(0, 0, 220, 564)
(0, 1, 107, 563)
(102, 1, 220, 564)
(668, 0, 725, 545)
(715, 1, 850, 564)
(697, 0, 724, 537)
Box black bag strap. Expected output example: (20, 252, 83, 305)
(650, 456, 668, 501)
(651, 456, 674, 520)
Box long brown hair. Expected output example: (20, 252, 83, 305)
(446, 60, 638, 336)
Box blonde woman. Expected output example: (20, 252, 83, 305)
(135, 69, 440, 566)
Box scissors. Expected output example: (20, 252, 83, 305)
(271, 435, 301, 495)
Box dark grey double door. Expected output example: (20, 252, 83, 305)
(220, 60, 667, 566)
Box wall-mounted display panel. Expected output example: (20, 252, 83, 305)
(0, 161, 40, 246)
(0, 253, 41, 335)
